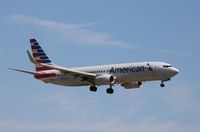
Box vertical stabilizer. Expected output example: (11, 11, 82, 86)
(29, 39, 53, 71)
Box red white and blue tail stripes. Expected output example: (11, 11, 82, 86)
(30, 39, 53, 72)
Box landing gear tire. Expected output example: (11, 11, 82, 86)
(90, 86, 97, 92)
(160, 83, 165, 87)
(106, 88, 114, 94)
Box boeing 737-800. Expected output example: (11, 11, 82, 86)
(10, 39, 179, 94)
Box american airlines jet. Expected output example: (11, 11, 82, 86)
(10, 39, 179, 94)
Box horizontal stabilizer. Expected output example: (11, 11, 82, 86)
(9, 68, 42, 75)
(27, 50, 36, 64)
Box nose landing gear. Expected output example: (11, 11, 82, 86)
(160, 78, 171, 87)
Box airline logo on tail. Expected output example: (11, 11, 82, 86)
(30, 39, 53, 71)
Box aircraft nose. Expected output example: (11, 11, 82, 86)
(171, 67, 179, 76)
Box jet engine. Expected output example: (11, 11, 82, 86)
(95, 74, 115, 85)
(121, 82, 142, 89)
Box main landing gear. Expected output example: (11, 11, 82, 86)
(106, 85, 114, 94)
(160, 82, 165, 87)
(89, 85, 114, 94)
(89, 85, 97, 92)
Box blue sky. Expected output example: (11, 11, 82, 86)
(0, 0, 200, 132)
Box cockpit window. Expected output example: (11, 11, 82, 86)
(163, 65, 172, 68)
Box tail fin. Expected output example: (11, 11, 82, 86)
(29, 39, 53, 72)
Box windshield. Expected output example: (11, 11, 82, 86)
(163, 65, 172, 68)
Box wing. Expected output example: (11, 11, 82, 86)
(27, 50, 97, 80)
(36, 63, 96, 79)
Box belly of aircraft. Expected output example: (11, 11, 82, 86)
(42, 70, 162, 87)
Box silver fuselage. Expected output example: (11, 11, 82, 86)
(38, 61, 179, 87)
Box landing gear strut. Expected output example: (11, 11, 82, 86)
(89, 85, 97, 92)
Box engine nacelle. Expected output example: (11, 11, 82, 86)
(95, 74, 115, 85)
(121, 82, 142, 89)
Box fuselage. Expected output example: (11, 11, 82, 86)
(10, 39, 180, 94)
(37, 61, 179, 87)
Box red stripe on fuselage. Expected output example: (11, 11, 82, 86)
(35, 73, 56, 79)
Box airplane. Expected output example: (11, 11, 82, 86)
(10, 39, 179, 94)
